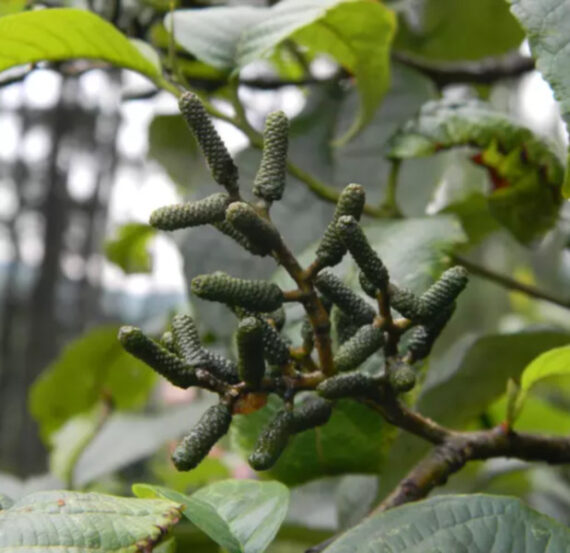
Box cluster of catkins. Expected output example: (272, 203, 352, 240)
(119, 92, 469, 473)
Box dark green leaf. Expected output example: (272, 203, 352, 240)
(387, 99, 564, 243)
(231, 396, 395, 486)
(105, 223, 156, 274)
(395, 0, 524, 61)
(0, 9, 160, 79)
(508, 0, 570, 197)
(0, 490, 181, 552)
(134, 480, 289, 553)
(29, 325, 156, 441)
(323, 494, 570, 553)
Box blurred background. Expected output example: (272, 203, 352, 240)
(0, 0, 569, 540)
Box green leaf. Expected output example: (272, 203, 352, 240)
(508, 0, 570, 197)
(513, 345, 570, 421)
(0, 9, 160, 80)
(231, 396, 395, 486)
(169, 0, 396, 142)
(29, 325, 156, 441)
(387, 99, 564, 243)
(395, 0, 524, 61)
(105, 223, 156, 274)
(148, 114, 215, 192)
(322, 494, 570, 553)
(134, 480, 289, 553)
(0, 490, 182, 552)
(239, 0, 396, 144)
(417, 330, 570, 428)
(0, 0, 26, 16)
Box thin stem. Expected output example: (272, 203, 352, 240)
(378, 160, 402, 217)
(453, 254, 570, 310)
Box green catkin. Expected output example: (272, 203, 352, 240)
(118, 326, 198, 388)
(171, 314, 203, 364)
(388, 363, 416, 393)
(226, 202, 282, 255)
(172, 404, 232, 471)
(317, 372, 384, 400)
(248, 410, 295, 470)
(179, 93, 239, 194)
(333, 324, 385, 372)
(388, 284, 424, 321)
(161, 331, 177, 353)
(259, 319, 291, 366)
(204, 351, 240, 384)
(316, 183, 366, 267)
(407, 303, 456, 361)
(291, 396, 332, 432)
(150, 193, 230, 231)
(359, 272, 378, 298)
(213, 220, 268, 256)
(315, 270, 375, 326)
(420, 267, 468, 320)
(253, 111, 289, 202)
(237, 317, 266, 387)
(331, 306, 359, 346)
(336, 216, 389, 290)
(191, 272, 284, 312)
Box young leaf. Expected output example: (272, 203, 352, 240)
(0, 9, 160, 80)
(0, 490, 182, 552)
(104, 223, 156, 274)
(512, 345, 570, 422)
(508, 0, 570, 197)
(134, 480, 289, 553)
(322, 494, 570, 553)
(387, 99, 564, 243)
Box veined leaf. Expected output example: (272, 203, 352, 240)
(168, 0, 396, 143)
(0, 9, 160, 79)
(322, 494, 570, 553)
(0, 490, 181, 552)
(508, 0, 570, 197)
(387, 99, 564, 243)
(134, 480, 289, 553)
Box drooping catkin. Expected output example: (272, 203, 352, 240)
(237, 317, 266, 387)
(317, 372, 385, 400)
(118, 326, 197, 388)
(407, 303, 456, 361)
(253, 111, 289, 202)
(333, 324, 385, 372)
(179, 92, 239, 194)
(150, 193, 230, 231)
(172, 403, 232, 471)
(316, 184, 366, 267)
(191, 272, 284, 312)
(226, 202, 282, 255)
(420, 267, 468, 319)
(248, 410, 294, 470)
(336, 216, 389, 290)
(315, 270, 375, 326)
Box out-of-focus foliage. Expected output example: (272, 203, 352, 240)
(105, 223, 156, 274)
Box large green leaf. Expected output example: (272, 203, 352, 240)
(417, 330, 570, 428)
(134, 480, 289, 553)
(0, 490, 181, 552)
(387, 99, 564, 243)
(0, 0, 26, 16)
(168, 0, 396, 142)
(231, 396, 395, 486)
(29, 325, 156, 441)
(0, 9, 160, 79)
(105, 223, 156, 274)
(322, 494, 570, 553)
(512, 344, 570, 421)
(508, 0, 570, 197)
(395, 0, 524, 61)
